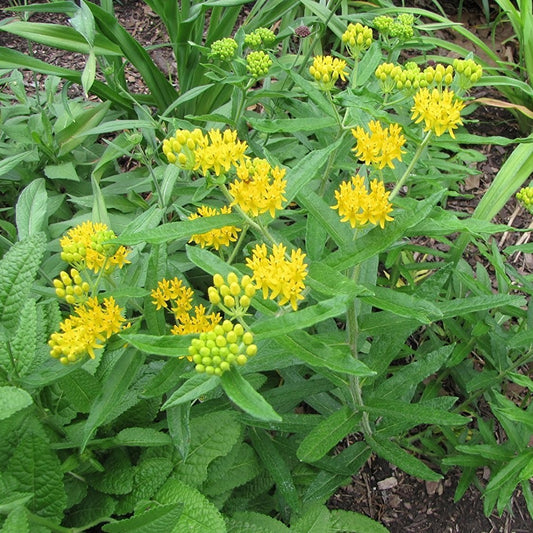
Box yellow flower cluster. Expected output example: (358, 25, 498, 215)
(309, 55, 348, 91)
(163, 128, 248, 176)
(229, 158, 287, 218)
(188, 205, 241, 250)
(331, 175, 393, 229)
(49, 297, 126, 364)
(352, 121, 406, 169)
(411, 88, 465, 138)
(60, 221, 130, 274)
(246, 243, 307, 310)
(151, 278, 221, 335)
(208, 272, 257, 317)
(342, 23, 373, 58)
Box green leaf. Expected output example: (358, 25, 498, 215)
(0, 233, 46, 335)
(275, 331, 375, 376)
(102, 503, 184, 533)
(363, 399, 469, 426)
(119, 213, 242, 245)
(0, 386, 33, 420)
(142, 358, 189, 398)
(7, 433, 67, 521)
(167, 403, 191, 460)
(161, 374, 219, 410)
(81, 50, 97, 95)
(9, 298, 38, 377)
(174, 411, 241, 488)
(1, 506, 30, 533)
(0, 151, 34, 178)
(88, 448, 134, 496)
(438, 294, 526, 318)
(114, 427, 172, 447)
(226, 511, 290, 533)
(82, 348, 144, 451)
(15, 179, 48, 240)
(121, 333, 192, 357)
(69, 0, 96, 46)
(250, 428, 301, 513)
(44, 161, 80, 181)
(330, 509, 390, 533)
(220, 367, 282, 422)
(247, 116, 337, 133)
(297, 406, 362, 462)
(156, 478, 226, 533)
(58, 369, 101, 413)
(291, 504, 331, 533)
(367, 433, 442, 481)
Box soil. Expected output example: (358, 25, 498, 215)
(1, 1, 532, 532)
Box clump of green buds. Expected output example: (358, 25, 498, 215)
(91, 229, 119, 257)
(453, 58, 483, 90)
(61, 241, 86, 265)
(375, 62, 401, 93)
(188, 320, 257, 375)
(244, 27, 276, 50)
(517, 186, 533, 214)
(341, 22, 373, 58)
(53, 269, 90, 305)
(208, 272, 257, 317)
(162, 128, 205, 168)
(246, 50, 272, 78)
(374, 14, 415, 41)
(210, 37, 238, 61)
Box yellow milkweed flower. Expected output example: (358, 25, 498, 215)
(60, 221, 130, 274)
(48, 297, 126, 364)
(171, 304, 222, 336)
(150, 277, 194, 315)
(309, 55, 348, 91)
(411, 88, 465, 138)
(351, 121, 406, 169)
(229, 158, 287, 218)
(188, 205, 241, 250)
(331, 175, 393, 229)
(246, 243, 308, 310)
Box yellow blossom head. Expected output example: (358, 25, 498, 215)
(309, 55, 348, 91)
(351, 121, 406, 169)
(331, 175, 393, 229)
(188, 205, 241, 250)
(411, 88, 465, 138)
(229, 158, 287, 218)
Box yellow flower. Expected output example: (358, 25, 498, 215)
(246, 243, 307, 310)
(60, 221, 130, 274)
(229, 158, 287, 218)
(194, 128, 248, 176)
(188, 205, 241, 250)
(351, 121, 406, 169)
(331, 175, 393, 229)
(49, 297, 126, 364)
(171, 304, 222, 336)
(150, 277, 194, 314)
(411, 88, 465, 138)
(309, 55, 348, 91)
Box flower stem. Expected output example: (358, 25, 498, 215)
(390, 130, 433, 201)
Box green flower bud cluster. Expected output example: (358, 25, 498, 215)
(210, 37, 238, 61)
(453, 58, 483, 90)
(246, 50, 272, 78)
(162, 128, 205, 168)
(341, 23, 373, 58)
(208, 272, 257, 317)
(53, 268, 90, 305)
(188, 320, 257, 375)
(244, 27, 276, 50)
(517, 186, 533, 214)
(61, 241, 86, 265)
(374, 14, 415, 41)
(375, 61, 454, 93)
(91, 229, 119, 257)
(423, 63, 454, 87)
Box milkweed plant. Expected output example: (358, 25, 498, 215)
(2, 7, 532, 532)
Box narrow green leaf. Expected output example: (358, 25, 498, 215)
(82, 348, 144, 451)
(0, 386, 33, 420)
(121, 333, 192, 357)
(161, 374, 219, 410)
(81, 50, 97, 95)
(250, 428, 301, 512)
(367, 433, 442, 481)
(247, 116, 337, 133)
(438, 294, 526, 318)
(142, 358, 189, 398)
(102, 503, 183, 533)
(297, 406, 361, 462)
(0, 151, 34, 177)
(15, 179, 48, 240)
(221, 367, 281, 422)
(69, 0, 96, 46)
(80, 120, 156, 136)
(291, 504, 331, 533)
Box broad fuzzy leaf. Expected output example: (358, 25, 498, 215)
(114, 427, 172, 447)
(58, 369, 101, 413)
(226, 511, 290, 532)
(330, 509, 390, 532)
(9, 299, 38, 378)
(88, 449, 134, 496)
(0, 386, 33, 421)
(156, 478, 226, 533)
(15, 179, 48, 240)
(291, 504, 331, 532)
(102, 503, 184, 533)
(0, 233, 45, 335)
